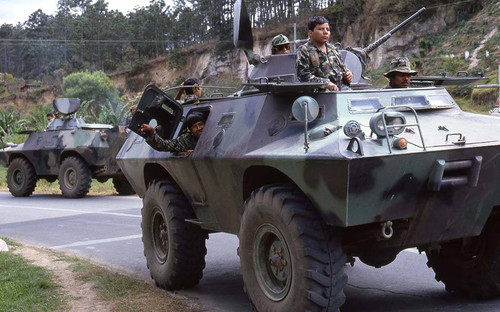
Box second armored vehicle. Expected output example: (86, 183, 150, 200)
(0, 98, 134, 198)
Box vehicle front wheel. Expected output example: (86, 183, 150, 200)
(239, 184, 347, 312)
(7, 158, 37, 197)
(142, 179, 207, 290)
(58, 156, 92, 198)
(426, 212, 500, 299)
(113, 176, 136, 195)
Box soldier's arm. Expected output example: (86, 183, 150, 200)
(145, 132, 192, 153)
(295, 46, 329, 83)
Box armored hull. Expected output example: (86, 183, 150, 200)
(118, 86, 500, 238)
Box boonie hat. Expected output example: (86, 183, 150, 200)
(384, 57, 417, 78)
(272, 34, 290, 48)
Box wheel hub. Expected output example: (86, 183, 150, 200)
(13, 169, 23, 186)
(64, 168, 76, 188)
(254, 223, 291, 301)
(152, 209, 168, 263)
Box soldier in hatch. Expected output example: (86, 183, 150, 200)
(384, 57, 417, 88)
(124, 105, 136, 126)
(138, 111, 206, 157)
(271, 34, 291, 55)
(174, 77, 202, 104)
(296, 16, 353, 91)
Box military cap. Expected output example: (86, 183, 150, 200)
(185, 111, 205, 129)
(272, 34, 290, 48)
(384, 57, 417, 78)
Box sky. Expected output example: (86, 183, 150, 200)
(0, 0, 173, 26)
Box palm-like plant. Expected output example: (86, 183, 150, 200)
(79, 100, 127, 125)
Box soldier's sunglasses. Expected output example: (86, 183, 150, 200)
(277, 45, 290, 51)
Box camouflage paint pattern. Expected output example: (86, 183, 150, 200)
(117, 66, 500, 253)
(0, 121, 128, 179)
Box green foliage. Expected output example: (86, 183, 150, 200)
(440, 56, 465, 75)
(0, 249, 62, 311)
(79, 99, 126, 125)
(472, 88, 499, 107)
(449, 85, 473, 99)
(419, 38, 432, 56)
(25, 105, 53, 131)
(168, 49, 188, 70)
(0, 110, 29, 136)
(62, 71, 119, 106)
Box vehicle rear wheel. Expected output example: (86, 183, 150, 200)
(239, 184, 347, 312)
(142, 179, 207, 290)
(58, 156, 91, 198)
(426, 213, 500, 299)
(113, 176, 136, 195)
(7, 158, 37, 197)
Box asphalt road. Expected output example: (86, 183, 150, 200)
(1, 192, 500, 312)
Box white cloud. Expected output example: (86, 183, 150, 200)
(0, 0, 172, 26)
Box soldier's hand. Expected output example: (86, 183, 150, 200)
(343, 70, 353, 84)
(139, 124, 154, 135)
(185, 150, 194, 157)
(327, 81, 339, 91)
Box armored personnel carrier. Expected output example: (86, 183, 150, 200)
(0, 98, 134, 198)
(116, 1, 500, 311)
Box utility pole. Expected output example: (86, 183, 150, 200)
(3, 44, 7, 85)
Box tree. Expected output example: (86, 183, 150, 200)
(62, 70, 119, 106)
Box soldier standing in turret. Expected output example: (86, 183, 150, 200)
(296, 16, 353, 91)
(384, 57, 417, 88)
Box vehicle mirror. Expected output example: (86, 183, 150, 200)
(292, 96, 319, 123)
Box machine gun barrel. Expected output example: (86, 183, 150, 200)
(364, 7, 426, 54)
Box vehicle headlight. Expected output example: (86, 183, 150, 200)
(369, 112, 406, 137)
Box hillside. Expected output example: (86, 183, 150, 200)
(1, 0, 499, 113)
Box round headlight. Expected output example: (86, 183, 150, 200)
(370, 112, 406, 137)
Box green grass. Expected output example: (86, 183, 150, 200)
(0, 247, 63, 312)
(54, 253, 201, 311)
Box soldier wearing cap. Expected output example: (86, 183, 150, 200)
(271, 34, 291, 55)
(139, 111, 206, 157)
(296, 16, 353, 91)
(384, 57, 417, 88)
(174, 77, 202, 104)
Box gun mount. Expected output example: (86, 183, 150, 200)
(233, 0, 426, 84)
(342, 7, 426, 83)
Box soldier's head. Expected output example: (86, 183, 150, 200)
(183, 77, 201, 97)
(185, 111, 206, 139)
(130, 105, 137, 115)
(384, 57, 417, 88)
(54, 112, 62, 119)
(307, 16, 330, 46)
(271, 34, 291, 55)
(46, 113, 54, 121)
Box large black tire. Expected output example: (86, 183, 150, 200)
(426, 213, 500, 299)
(58, 156, 92, 198)
(113, 177, 136, 196)
(7, 158, 37, 197)
(239, 184, 347, 312)
(142, 179, 207, 290)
